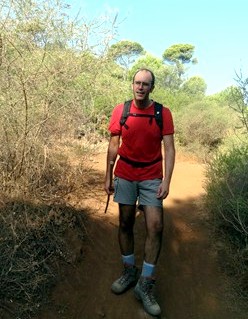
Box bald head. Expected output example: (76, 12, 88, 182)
(132, 68, 155, 87)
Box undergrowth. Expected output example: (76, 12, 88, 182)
(0, 203, 87, 319)
(204, 145, 248, 303)
(0, 136, 102, 318)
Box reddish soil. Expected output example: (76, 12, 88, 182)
(36, 152, 246, 319)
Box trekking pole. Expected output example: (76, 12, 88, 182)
(104, 160, 114, 214)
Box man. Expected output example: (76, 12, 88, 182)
(104, 68, 175, 316)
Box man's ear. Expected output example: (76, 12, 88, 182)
(150, 85, 155, 93)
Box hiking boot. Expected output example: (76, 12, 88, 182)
(111, 265, 139, 294)
(134, 277, 161, 316)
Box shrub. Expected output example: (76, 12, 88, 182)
(175, 100, 236, 157)
(204, 145, 248, 296)
(205, 145, 248, 239)
(0, 202, 87, 318)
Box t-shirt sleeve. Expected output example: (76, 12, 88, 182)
(108, 103, 124, 135)
(162, 107, 175, 135)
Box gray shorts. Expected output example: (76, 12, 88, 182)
(113, 177, 163, 208)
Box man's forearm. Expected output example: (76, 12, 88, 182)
(163, 135, 175, 185)
(105, 135, 120, 177)
(164, 147, 175, 184)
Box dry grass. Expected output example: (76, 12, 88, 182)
(0, 134, 105, 319)
(0, 202, 87, 318)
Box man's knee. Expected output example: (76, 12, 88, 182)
(147, 217, 163, 234)
(119, 219, 134, 232)
(119, 207, 136, 231)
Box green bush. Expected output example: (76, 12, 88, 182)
(204, 145, 248, 296)
(175, 101, 236, 155)
(205, 145, 248, 240)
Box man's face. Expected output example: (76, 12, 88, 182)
(132, 70, 154, 101)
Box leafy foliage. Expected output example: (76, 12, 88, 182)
(204, 145, 248, 296)
(175, 101, 232, 157)
(163, 43, 197, 65)
(108, 40, 145, 70)
(204, 74, 248, 299)
(181, 76, 207, 97)
(205, 146, 248, 236)
(162, 43, 197, 79)
(230, 74, 248, 134)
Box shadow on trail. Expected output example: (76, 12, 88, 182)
(35, 193, 245, 319)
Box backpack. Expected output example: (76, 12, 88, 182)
(120, 100, 163, 130)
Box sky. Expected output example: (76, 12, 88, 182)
(67, 0, 248, 95)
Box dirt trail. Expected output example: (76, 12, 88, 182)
(37, 152, 245, 319)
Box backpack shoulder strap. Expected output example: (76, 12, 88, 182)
(120, 100, 132, 128)
(154, 102, 163, 130)
(120, 100, 163, 131)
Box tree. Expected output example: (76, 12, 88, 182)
(162, 43, 197, 78)
(181, 76, 207, 97)
(108, 40, 145, 70)
(0, 0, 121, 184)
(230, 73, 248, 134)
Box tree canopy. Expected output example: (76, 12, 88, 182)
(162, 44, 197, 78)
(181, 76, 207, 96)
(163, 43, 197, 65)
(108, 40, 145, 69)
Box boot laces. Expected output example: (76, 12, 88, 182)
(119, 267, 133, 284)
(143, 280, 156, 304)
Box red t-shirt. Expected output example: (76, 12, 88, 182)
(108, 100, 174, 181)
